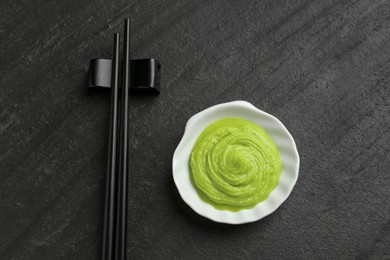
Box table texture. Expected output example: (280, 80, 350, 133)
(1, 0, 390, 259)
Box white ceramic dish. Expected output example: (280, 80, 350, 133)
(172, 101, 299, 224)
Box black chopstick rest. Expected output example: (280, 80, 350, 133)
(130, 59, 161, 95)
(90, 59, 113, 88)
(89, 58, 161, 95)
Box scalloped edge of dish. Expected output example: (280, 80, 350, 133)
(172, 101, 300, 224)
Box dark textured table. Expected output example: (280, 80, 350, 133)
(1, 0, 390, 259)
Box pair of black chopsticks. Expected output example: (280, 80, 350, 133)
(102, 19, 130, 260)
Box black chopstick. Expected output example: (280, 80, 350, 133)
(102, 33, 120, 260)
(115, 18, 130, 260)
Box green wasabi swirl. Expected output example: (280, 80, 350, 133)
(190, 117, 282, 211)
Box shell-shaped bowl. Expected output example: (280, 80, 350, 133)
(172, 101, 299, 224)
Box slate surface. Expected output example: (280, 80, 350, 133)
(1, 0, 390, 259)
